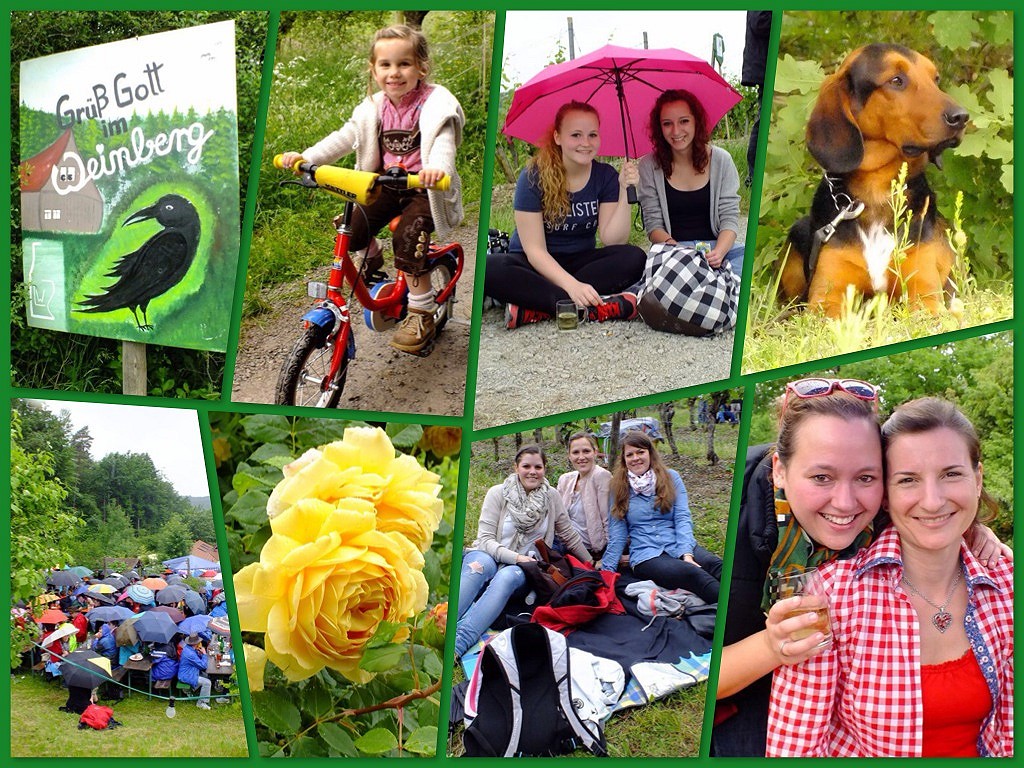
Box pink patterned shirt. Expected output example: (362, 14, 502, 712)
(379, 83, 435, 171)
(766, 527, 1013, 757)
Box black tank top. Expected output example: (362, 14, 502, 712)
(664, 177, 715, 241)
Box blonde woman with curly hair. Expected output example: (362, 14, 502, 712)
(485, 101, 646, 329)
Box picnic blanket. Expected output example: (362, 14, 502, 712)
(458, 575, 714, 717)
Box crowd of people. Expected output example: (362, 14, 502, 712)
(17, 564, 234, 715)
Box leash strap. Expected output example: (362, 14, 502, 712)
(806, 175, 866, 280)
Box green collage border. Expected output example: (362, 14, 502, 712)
(3, 2, 1019, 764)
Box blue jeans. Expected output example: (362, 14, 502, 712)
(455, 550, 527, 658)
(677, 239, 745, 277)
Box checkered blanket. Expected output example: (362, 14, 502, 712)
(639, 243, 739, 333)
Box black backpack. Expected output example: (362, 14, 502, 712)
(463, 622, 607, 757)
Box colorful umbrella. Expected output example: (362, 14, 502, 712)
(177, 614, 212, 635)
(46, 571, 81, 588)
(40, 622, 78, 647)
(132, 611, 180, 644)
(68, 566, 94, 578)
(34, 593, 61, 606)
(200, 570, 219, 578)
(208, 615, 231, 636)
(140, 577, 168, 591)
(60, 650, 112, 689)
(503, 44, 743, 159)
(155, 585, 189, 604)
(37, 608, 68, 624)
(182, 590, 207, 616)
(150, 605, 186, 623)
(126, 584, 155, 605)
(86, 606, 136, 624)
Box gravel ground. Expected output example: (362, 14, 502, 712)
(231, 222, 477, 417)
(473, 304, 736, 430)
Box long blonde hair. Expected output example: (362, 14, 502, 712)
(527, 101, 599, 228)
(368, 24, 430, 95)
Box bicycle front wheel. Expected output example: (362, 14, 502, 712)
(274, 324, 350, 408)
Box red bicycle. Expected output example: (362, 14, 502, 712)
(272, 155, 464, 408)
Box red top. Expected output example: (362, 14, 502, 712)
(921, 648, 990, 757)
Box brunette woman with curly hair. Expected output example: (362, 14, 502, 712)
(484, 101, 646, 328)
(637, 89, 745, 275)
(601, 431, 721, 603)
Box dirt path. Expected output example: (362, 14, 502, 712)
(231, 221, 477, 417)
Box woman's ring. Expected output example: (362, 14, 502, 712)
(779, 639, 790, 657)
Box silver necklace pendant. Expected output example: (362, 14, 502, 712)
(932, 610, 954, 633)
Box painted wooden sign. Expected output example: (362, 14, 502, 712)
(19, 21, 240, 352)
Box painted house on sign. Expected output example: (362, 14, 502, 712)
(20, 128, 104, 233)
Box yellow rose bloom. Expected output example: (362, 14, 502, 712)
(243, 643, 267, 692)
(266, 427, 444, 553)
(235, 498, 428, 683)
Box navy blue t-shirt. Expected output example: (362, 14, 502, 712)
(508, 161, 621, 256)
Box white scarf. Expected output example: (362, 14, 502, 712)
(627, 469, 656, 497)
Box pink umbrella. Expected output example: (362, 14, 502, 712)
(503, 44, 742, 158)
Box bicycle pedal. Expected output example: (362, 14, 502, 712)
(366, 269, 390, 285)
(416, 339, 436, 357)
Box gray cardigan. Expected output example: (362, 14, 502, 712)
(637, 145, 741, 241)
(472, 484, 592, 566)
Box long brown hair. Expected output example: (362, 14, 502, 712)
(647, 89, 710, 175)
(610, 432, 675, 518)
(881, 397, 997, 523)
(527, 101, 599, 227)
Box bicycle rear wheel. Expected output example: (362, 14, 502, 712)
(430, 254, 458, 334)
(274, 324, 350, 408)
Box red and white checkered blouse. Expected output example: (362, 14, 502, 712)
(766, 527, 1013, 757)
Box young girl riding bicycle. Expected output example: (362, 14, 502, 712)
(280, 23, 465, 354)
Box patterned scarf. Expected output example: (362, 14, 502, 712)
(501, 472, 551, 555)
(628, 469, 657, 497)
(761, 486, 873, 611)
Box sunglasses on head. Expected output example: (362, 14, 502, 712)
(780, 377, 878, 420)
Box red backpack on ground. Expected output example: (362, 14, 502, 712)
(79, 703, 115, 730)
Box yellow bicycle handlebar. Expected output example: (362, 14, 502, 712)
(273, 155, 449, 204)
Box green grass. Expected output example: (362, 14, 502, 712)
(454, 409, 736, 757)
(10, 672, 248, 757)
(741, 280, 1014, 374)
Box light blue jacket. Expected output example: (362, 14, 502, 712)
(601, 470, 696, 570)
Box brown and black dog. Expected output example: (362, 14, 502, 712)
(779, 43, 968, 316)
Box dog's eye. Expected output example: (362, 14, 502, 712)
(888, 74, 906, 89)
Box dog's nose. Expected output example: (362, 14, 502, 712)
(944, 107, 969, 129)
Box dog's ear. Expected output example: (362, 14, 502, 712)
(806, 62, 864, 174)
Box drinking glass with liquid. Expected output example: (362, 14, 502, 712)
(770, 568, 833, 648)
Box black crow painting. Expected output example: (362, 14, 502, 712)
(77, 194, 201, 330)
